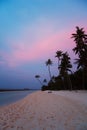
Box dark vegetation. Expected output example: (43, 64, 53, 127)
(0, 88, 39, 92)
(0, 88, 30, 92)
(35, 26, 87, 91)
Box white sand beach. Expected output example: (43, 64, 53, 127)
(0, 90, 87, 130)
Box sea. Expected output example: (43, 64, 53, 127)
(0, 90, 37, 106)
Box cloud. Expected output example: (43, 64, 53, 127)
(1, 18, 86, 67)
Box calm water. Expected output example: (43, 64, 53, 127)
(0, 90, 36, 106)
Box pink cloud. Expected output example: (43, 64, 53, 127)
(1, 19, 86, 67)
(1, 36, 73, 67)
(3, 32, 73, 67)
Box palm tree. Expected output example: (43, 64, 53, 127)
(59, 52, 72, 90)
(45, 59, 53, 80)
(72, 26, 87, 89)
(72, 26, 87, 56)
(43, 79, 47, 85)
(55, 50, 62, 67)
(74, 50, 87, 89)
(35, 75, 43, 86)
(43, 79, 47, 83)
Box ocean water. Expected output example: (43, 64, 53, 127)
(0, 90, 36, 106)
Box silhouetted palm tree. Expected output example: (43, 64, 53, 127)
(55, 50, 62, 67)
(74, 50, 87, 89)
(72, 26, 87, 56)
(72, 26, 87, 89)
(43, 79, 47, 85)
(74, 50, 87, 69)
(35, 75, 43, 86)
(43, 79, 47, 82)
(55, 50, 62, 75)
(59, 52, 72, 90)
(45, 59, 53, 80)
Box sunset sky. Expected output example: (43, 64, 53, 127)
(0, 0, 87, 89)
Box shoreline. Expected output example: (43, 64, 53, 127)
(0, 90, 37, 107)
(0, 90, 87, 130)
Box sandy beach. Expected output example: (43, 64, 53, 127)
(0, 90, 87, 130)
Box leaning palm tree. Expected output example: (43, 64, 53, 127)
(55, 50, 62, 67)
(59, 52, 72, 90)
(45, 59, 53, 81)
(35, 75, 43, 86)
(72, 26, 87, 89)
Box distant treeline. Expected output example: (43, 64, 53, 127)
(0, 88, 30, 92)
(0, 88, 40, 92)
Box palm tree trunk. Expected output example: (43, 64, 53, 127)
(62, 76, 66, 90)
(69, 76, 72, 91)
(58, 58, 59, 68)
(82, 69, 85, 90)
(48, 65, 52, 81)
(67, 74, 72, 91)
(37, 79, 43, 86)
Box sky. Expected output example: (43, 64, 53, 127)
(0, 0, 87, 89)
